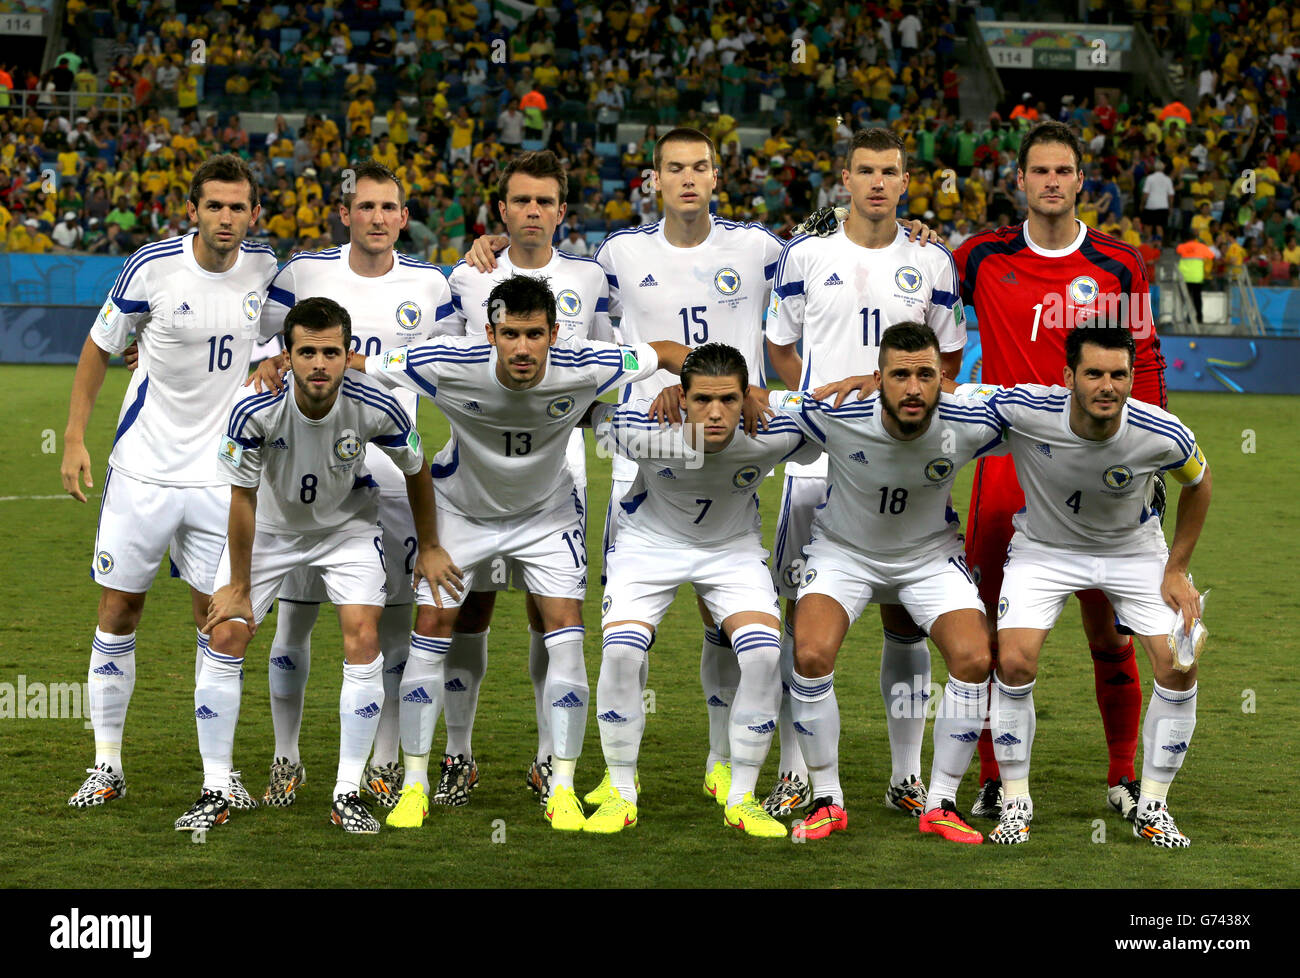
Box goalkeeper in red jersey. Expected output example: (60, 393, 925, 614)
(952, 121, 1169, 823)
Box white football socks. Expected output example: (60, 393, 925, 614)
(443, 628, 488, 760)
(701, 625, 739, 771)
(880, 628, 929, 784)
(336, 656, 384, 797)
(195, 647, 243, 796)
(726, 624, 782, 806)
(370, 604, 411, 768)
(89, 629, 135, 772)
(1139, 681, 1197, 811)
(926, 676, 988, 812)
(543, 626, 588, 790)
(991, 673, 1036, 802)
(775, 618, 808, 780)
(398, 632, 449, 793)
(267, 600, 319, 764)
(597, 625, 651, 804)
(790, 669, 843, 806)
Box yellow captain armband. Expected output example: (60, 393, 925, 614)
(1168, 443, 1207, 485)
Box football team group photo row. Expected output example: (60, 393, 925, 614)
(62, 121, 1209, 849)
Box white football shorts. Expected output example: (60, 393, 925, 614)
(996, 536, 1174, 637)
(92, 466, 228, 594)
(797, 532, 984, 633)
(771, 474, 827, 600)
(277, 492, 417, 605)
(601, 531, 779, 630)
(416, 491, 589, 608)
(600, 477, 635, 585)
(212, 522, 388, 625)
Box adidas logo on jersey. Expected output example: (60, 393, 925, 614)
(401, 686, 432, 704)
(747, 719, 777, 734)
(268, 437, 289, 450)
(792, 721, 815, 736)
(173, 301, 194, 316)
(195, 705, 218, 720)
(597, 710, 628, 723)
(552, 691, 584, 708)
(1000, 271, 1018, 284)
(92, 661, 125, 676)
(849, 451, 870, 465)
(1034, 442, 1052, 457)
(444, 677, 468, 692)
(639, 274, 658, 287)
(949, 730, 980, 742)
(824, 272, 843, 286)
(656, 467, 677, 479)
(269, 655, 295, 670)
(706, 694, 730, 708)
(993, 732, 1022, 746)
(462, 400, 482, 414)
(1162, 741, 1189, 754)
(354, 702, 382, 718)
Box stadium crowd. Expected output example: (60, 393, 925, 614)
(1, 0, 1298, 287)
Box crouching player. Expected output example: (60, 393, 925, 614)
(178, 297, 457, 834)
(976, 325, 1211, 847)
(773, 323, 1006, 843)
(584, 343, 819, 837)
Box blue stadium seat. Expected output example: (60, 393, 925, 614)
(595, 141, 619, 157)
(205, 65, 231, 91)
(601, 178, 625, 196)
(380, 0, 403, 10)
(976, 6, 996, 21)
(585, 231, 606, 248)
(522, 139, 545, 151)
(598, 160, 622, 179)
(585, 219, 607, 233)
(351, 30, 371, 46)
(272, 5, 291, 18)
(280, 27, 301, 51)
(808, 172, 823, 189)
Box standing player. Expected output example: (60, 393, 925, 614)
(352, 275, 696, 831)
(435, 150, 614, 808)
(953, 121, 1170, 821)
(247, 160, 456, 810)
(62, 155, 278, 809)
(975, 326, 1210, 847)
(584, 344, 821, 837)
(181, 297, 455, 833)
(467, 127, 785, 811)
(763, 128, 966, 819)
(771, 324, 1003, 843)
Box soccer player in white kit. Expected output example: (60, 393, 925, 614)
(179, 296, 456, 833)
(353, 275, 696, 831)
(973, 326, 1212, 848)
(583, 343, 822, 838)
(763, 129, 969, 820)
(246, 161, 457, 810)
(437, 151, 614, 808)
(772, 324, 1004, 844)
(466, 128, 784, 810)
(62, 155, 279, 810)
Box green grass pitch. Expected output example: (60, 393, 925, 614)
(2, 363, 1296, 888)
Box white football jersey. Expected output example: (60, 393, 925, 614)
(767, 225, 968, 477)
(90, 233, 280, 487)
(218, 372, 425, 534)
(365, 337, 661, 519)
(261, 244, 456, 493)
(446, 247, 614, 343)
(594, 216, 784, 481)
(594, 397, 820, 547)
(985, 385, 1206, 554)
(770, 389, 1005, 558)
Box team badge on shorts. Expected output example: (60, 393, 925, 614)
(925, 457, 955, 481)
(895, 266, 923, 293)
(997, 596, 1009, 620)
(732, 465, 761, 488)
(801, 568, 818, 587)
(602, 594, 612, 615)
(556, 290, 582, 317)
(334, 431, 363, 462)
(714, 267, 741, 295)
(547, 395, 576, 418)
(95, 551, 114, 574)
(1102, 464, 1134, 490)
(1069, 276, 1099, 304)
(243, 292, 262, 320)
(396, 301, 422, 330)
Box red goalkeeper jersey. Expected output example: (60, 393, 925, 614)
(954, 220, 1167, 406)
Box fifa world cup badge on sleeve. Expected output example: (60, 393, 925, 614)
(382, 349, 407, 370)
(406, 430, 421, 454)
(778, 391, 803, 410)
(621, 347, 640, 371)
(218, 436, 244, 468)
(768, 291, 780, 319)
(97, 298, 118, 332)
